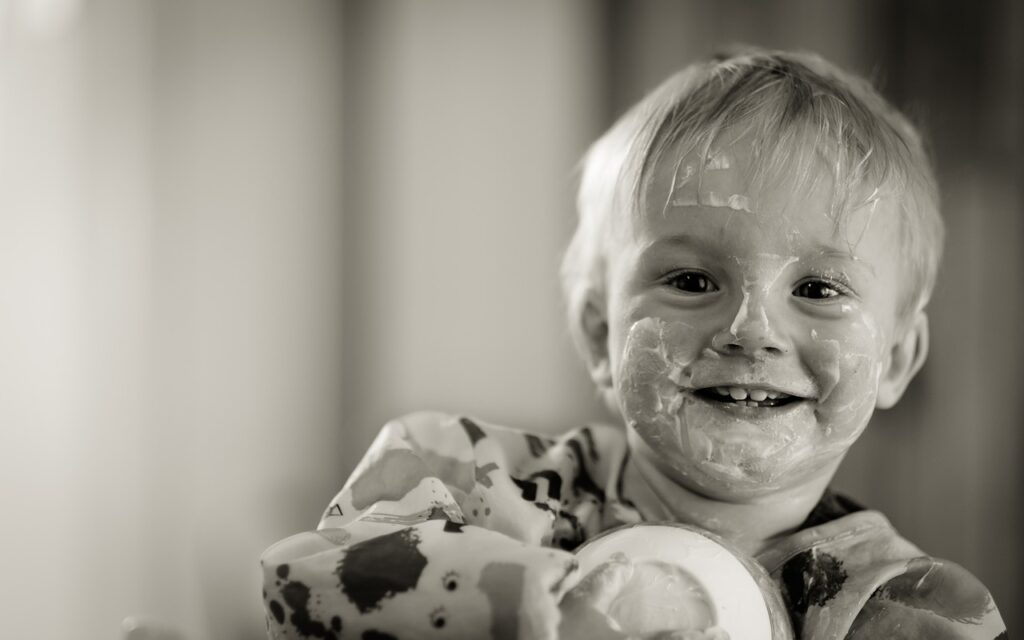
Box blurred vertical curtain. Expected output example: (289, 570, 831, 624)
(2, 1, 344, 638)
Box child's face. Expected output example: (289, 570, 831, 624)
(599, 141, 922, 500)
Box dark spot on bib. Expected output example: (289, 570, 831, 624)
(525, 434, 552, 457)
(475, 462, 499, 488)
(337, 527, 428, 613)
(268, 600, 285, 625)
(280, 580, 334, 638)
(565, 438, 606, 502)
(460, 417, 487, 445)
(530, 470, 563, 501)
(781, 548, 848, 633)
(512, 477, 537, 501)
(425, 505, 449, 521)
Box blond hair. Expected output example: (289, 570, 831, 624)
(561, 48, 943, 356)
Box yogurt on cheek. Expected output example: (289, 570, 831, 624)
(616, 318, 699, 450)
(803, 309, 888, 453)
(616, 318, 806, 492)
(616, 316, 881, 495)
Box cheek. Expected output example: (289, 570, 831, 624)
(609, 298, 704, 380)
(804, 314, 887, 440)
(615, 317, 700, 441)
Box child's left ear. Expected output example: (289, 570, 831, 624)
(876, 311, 930, 409)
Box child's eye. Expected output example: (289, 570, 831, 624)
(793, 279, 843, 300)
(667, 271, 718, 294)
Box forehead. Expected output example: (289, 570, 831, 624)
(633, 137, 897, 258)
(645, 136, 827, 216)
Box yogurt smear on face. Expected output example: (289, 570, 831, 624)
(604, 139, 903, 500)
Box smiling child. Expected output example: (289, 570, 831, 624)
(260, 49, 1006, 639)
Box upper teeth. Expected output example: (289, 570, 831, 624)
(716, 387, 783, 401)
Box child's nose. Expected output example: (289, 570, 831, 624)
(710, 291, 789, 358)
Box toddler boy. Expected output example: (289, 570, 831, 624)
(261, 49, 1006, 639)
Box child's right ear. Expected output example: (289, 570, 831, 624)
(579, 292, 613, 391)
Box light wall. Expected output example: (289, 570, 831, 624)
(2, 1, 344, 638)
(337, 1, 610, 475)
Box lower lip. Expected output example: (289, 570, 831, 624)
(683, 393, 814, 464)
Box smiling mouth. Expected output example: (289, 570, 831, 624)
(692, 386, 804, 409)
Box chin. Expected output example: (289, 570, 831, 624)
(658, 443, 836, 503)
(681, 458, 802, 501)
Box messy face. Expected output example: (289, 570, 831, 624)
(605, 142, 905, 501)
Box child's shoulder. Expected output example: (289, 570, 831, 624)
(760, 503, 1006, 638)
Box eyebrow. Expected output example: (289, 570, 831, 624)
(808, 244, 878, 276)
(642, 233, 722, 260)
(640, 235, 879, 276)
(641, 234, 706, 253)
(634, 234, 718, 271)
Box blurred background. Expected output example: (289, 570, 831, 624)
(1, 0, 1020, 638)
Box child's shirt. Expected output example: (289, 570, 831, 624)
(260, 411, 1007, 639)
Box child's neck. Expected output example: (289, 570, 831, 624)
(624, 432, 840, 557)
